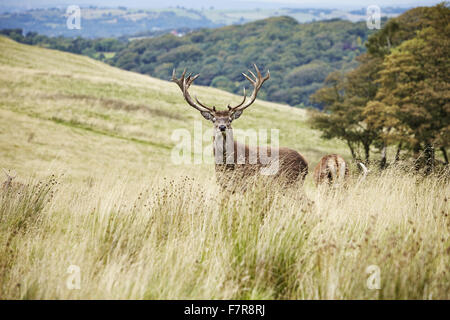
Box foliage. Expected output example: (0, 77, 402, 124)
(111, 17, 372, 107)
(1, 16, 373, 107)
(309, 3, 450, 169)
(0, 28, 126, 62)
(376, 6, 450, 153)
(309, 54, 382, 162)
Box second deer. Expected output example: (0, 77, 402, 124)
(313, 154, 349, 186)
(313, 154, 369, 186)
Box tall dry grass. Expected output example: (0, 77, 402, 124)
(0, 165, 448, 299)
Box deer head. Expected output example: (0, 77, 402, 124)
(172, 64, 270, 136)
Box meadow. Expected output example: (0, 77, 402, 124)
(0, 37, 448, 299)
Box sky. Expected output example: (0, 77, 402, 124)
(0, 0, 443, 10)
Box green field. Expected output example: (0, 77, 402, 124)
(0, 37, 448, 299)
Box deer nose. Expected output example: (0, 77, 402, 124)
(219, 125, 226, 131)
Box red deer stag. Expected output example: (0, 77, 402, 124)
(172, 64, 308, 189)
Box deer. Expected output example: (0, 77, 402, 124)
(172, 64, 308, 190)
(313, 154, 348, 186)
(313, 154, 369, 186)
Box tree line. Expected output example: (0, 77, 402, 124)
(110, 16, 374, 108)
(0, 28, 127, 60)
(309, 3, 449, 173)
(0, 7, 221, 38)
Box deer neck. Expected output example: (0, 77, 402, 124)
(213, 129, 235, 167)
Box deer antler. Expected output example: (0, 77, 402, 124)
(358, 162, 369, 180)
(227, 88, 247, 110)
(228, 64, 270, 113)
(172, 69, 215, 113)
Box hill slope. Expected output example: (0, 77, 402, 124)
(0, 36, 347, 183)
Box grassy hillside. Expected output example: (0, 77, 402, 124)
(0, 37, 448, 300)
(0, 36, 347, 182)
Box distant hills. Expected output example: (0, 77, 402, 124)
(111, 16, 375, 107)
(0, 14, 377, 108)
(0, 6, 407, 38)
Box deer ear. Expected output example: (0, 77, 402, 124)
(201, 111, 213, 121)
(231, 110, 243, 120)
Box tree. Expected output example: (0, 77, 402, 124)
(376, 4, 450, 171)
(309, 54, 382, 163)
(311, 3, 449, 170)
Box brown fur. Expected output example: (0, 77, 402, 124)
(214, 139, 308, 189)
(313, 154, 349, 186)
